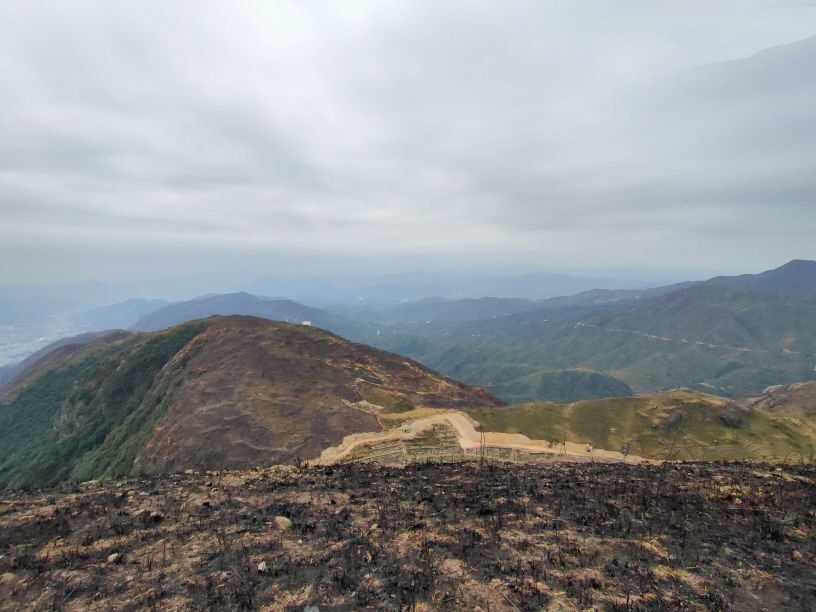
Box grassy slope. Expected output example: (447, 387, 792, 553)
(466, 389, 816, 462)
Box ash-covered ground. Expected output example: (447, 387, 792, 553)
(1, 461, 814, 610)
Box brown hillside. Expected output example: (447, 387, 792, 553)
(134, 316, 502, 474)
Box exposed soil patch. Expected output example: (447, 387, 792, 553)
(317, 411, 646, 465)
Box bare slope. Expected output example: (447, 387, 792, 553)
(134, 316, 501, 474)
(0, 316, 501, 488)
(315, 410, 645, 466)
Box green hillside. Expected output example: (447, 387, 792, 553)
(467, 389, 816, 462)
(380, 281, 816, 399)
(0, 324, 204, 489)
(479, 368, 632, 404)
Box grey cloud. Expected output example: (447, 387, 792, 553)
(1, 0, 815, 286)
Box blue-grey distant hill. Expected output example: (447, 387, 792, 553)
(73, 298, 168, 330)
(6, 261, 814, 405)
(131, 292, 379, 343)
(704, 259, 816, 295)
(250, 271, 649, 304)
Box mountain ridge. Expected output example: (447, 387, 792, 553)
(705, 259, 816, 295)
(377, 261, 816, 398)
(0, 315, 501, 488)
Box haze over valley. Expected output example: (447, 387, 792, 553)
(4, 260, 815, 405)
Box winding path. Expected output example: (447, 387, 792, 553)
(315, 410, 649, 465)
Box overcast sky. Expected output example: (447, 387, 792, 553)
(2, 0, 815, 293)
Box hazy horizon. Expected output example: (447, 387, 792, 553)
(0, 254, 810, 306)
(0, 260, 795, 305)
(2, 1, 815, 291)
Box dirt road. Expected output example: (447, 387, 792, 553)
(315, 410, 649, 465)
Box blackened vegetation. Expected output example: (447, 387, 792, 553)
(0, 462, 814, 610)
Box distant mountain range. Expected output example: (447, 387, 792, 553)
(373, 260, 816, 398)
(117, 292, 639, 403)
(1, 260, 814, 404)
(134, 292, 345, 332)
(74, 298, 169, 330)
(374, 296, 541, 324)
(3, 275, 816, 488)
(249, 271, 649, 304)
(703, 259, 816, 295)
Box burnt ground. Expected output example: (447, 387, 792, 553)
(0, 461, 814, 611)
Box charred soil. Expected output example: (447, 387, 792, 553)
(0, 461, 814, 610)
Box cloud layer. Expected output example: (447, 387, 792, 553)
(2, 1, 815, 289)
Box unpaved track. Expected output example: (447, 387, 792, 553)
(315, 410, 650, 465)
